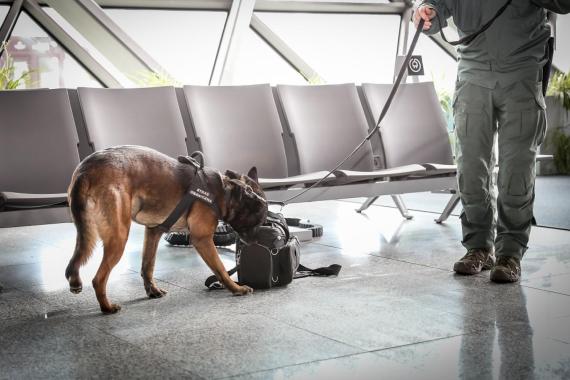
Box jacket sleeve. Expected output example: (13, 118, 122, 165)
(531, 0, 570, 14)
(418, 0, 452, 35)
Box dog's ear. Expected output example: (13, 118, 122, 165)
(225, 169, 240, 180)
(247, 167, 259, 183)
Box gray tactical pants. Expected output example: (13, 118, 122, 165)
(453, 75, 547, 259)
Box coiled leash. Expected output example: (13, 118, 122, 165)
(271, 0, 513, 210)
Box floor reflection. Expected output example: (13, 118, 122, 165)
(460, 284, 535, 380)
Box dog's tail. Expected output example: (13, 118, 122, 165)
(65, 173, 97, 287)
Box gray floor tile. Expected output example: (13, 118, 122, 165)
(26, 272, 182, 316)
(523, 272, 570, 295)
(0, 288, 49, 321)
(374, 327, 570, 380)
(135, 313, 361, 379)
(225, 352, 425, 380)
(236, 277, 490, 351)
(0, 317, 198, 379)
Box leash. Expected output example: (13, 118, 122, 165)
(270, 19, 426, 208)
(435, 0, 512, 46)
(271, 0, 513, 209)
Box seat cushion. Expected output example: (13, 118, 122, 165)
(0, 192, 68, 211)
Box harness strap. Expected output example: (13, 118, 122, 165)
(152, 167, 222, 233)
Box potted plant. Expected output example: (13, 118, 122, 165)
(0, 42, 34, 90)
(544, 70, 570, 175)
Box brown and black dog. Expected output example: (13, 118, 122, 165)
(65, 145, 267, 314)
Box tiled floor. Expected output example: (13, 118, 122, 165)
(1, 199, 569, 379)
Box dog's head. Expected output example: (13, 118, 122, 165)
(223, 167, 267, 243)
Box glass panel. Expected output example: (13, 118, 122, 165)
(255, 12, 400, 84)
(406, 23, 458, 93)
(230, 28, 306, 85)
(105, 9, 227, 85)
(406, 25, 458, 133)
(2, 11, 101, 89)
(43, 7, 132, 87)
(0, 5, 9, 25)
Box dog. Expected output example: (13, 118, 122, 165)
(65, 145, 268, 314)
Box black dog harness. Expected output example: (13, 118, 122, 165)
(152, 152, 222, 233)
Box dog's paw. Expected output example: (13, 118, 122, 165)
(233, 285, 253, 296)
(69, 285, 83, 294)
(101, 303, 122, 314)
(146, 286, 168, 299)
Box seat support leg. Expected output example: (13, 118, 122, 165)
(435, 193, 460, 224)
(391, 195, 413, 220)
(356, 196, 379, 213)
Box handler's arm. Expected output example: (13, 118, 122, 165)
(415, 1, 452, 35)
(531, 0, 570, 14)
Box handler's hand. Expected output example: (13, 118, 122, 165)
(414, 5, 436, 30)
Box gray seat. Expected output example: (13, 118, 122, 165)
(361, 82, 455, 174)
(0, 89, 79, 212)
(183, 84, 334, 189)
(276, 84, 427, 183)
(77, 86, 188, 157)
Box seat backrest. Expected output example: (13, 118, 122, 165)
(276, 84, 374, 173)
(183, 84, 288, 178)
(361, 82, 453, 167)
(0, 89, 80, 193)
(77, 86, 188, 157)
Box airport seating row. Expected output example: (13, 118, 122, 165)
(0, 82, 458, 227)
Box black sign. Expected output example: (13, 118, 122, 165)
(408, 55, 424, 76)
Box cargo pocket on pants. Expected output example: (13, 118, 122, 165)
(502, 82, 547, 145)
(501, 171, 534, 227)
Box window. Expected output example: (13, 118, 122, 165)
(43, 7, 132, 87)
(254, 12, 400, 84)
(105, 9, 227, 85)
(0, 5, 9, 25)
(230, 28, 306, 85)
(5, 11, 101, 89)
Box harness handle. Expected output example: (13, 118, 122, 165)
(190, 151, 205, 169)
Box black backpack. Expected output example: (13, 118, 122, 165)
(205, 211, 341, 290)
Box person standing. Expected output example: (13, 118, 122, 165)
(414, 0, 569, 282)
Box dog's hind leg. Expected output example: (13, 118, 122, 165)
(92, 190, 131, 314)
(66, 177, 97, 294)
(141, 227, 168, 298)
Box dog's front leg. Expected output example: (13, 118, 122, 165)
(189, 204, 253, 296)
(141, 227, 168, 298)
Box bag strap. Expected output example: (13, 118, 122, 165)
(205, 266, 239, 290)
(294, 264, 342, 279)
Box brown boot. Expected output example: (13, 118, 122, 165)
(453, 248, 495, 275)
(490, 256, 521, 283)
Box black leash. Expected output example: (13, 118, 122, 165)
(272, 18, 426, 207)
(272, 1, 513, 208)
(435, 0, 513, 46)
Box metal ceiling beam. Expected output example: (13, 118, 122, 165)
(75, 0, 405, 14)
(23, 0, 122, 87)
(94, 0, 232, 10)
(44, 0, 170, 79)
(210, 0, 255, 85)
(0, 0, 23, 47)
(254, 1, 406, 14)
(250, 14, 324, 83)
